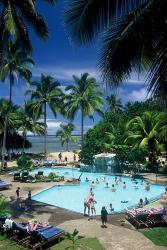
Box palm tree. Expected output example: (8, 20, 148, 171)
(0, 99, 19, 166)
(106, 94, 122, 113)
(64, 73, 104, 147)
(56, 123, 77, 151)
(0, 0, 56, 55)
(64, 1, 167, 102)
(18, 101, 45, 153)
(125, 111, 167, 172)
(0, 42, 33, 168)
(26, 74, 64, 157)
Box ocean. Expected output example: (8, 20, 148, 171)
(25, 135, 81, 153)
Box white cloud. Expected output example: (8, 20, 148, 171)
(119, 87, 150, 103)
(32, 66, 100, 81)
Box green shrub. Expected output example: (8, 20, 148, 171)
(17, 155, 32, 171)
(48, 172, 57, 180)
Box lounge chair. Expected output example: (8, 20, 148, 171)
(0, 180, 12, 190)
(126, 207, 165, 229)
(13, 173, 21, 182)
(21, 172, 29, 182)
(6, 221, 65, 249)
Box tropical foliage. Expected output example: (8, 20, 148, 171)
(80, 100, 167, 173)
(64, 73, 104, 147)
(0, 196, 10, 217)
(56, 123, 77, 151)
(106, 94, 122, 113)
(18, 101, 45, 153)
(64, 0, 167, 103)
(26, 74, 64, 156)
(0, 0, 56, 55)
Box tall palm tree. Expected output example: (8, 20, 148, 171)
(18, 101, 45, 153)
(64, 1, 167, 102)
(26, 74, 64, 157)
(106, 94, 122, 113)
(0, 0, 56, 55)
(64, 73, 104, 147)
(125, 111, 167, 171)
(56, 123, 77, 151)
(0, 99, 19, 166)
(0, 42, 33, 168)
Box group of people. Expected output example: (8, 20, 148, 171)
(16, 187, 32, 211)
(86, 176, 151, 192)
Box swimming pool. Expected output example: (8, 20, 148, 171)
(32, 167, 165, 215)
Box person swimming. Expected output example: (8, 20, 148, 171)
(90, 187, 94, 195)
(134, 182, 139, 189)
(111, 184, 116, 192)
(145, 183, 150, 191)
(105, 182, 109, 188)
(121, 200, 129, 203)
(85, 177, 89, 182)
(144, 197, 149, 205)
(109, 203, 114, 212)
(91, 181, 96, 188)
(96, 178, 99, 184)
(122, 182, 126, 189)
(137, 198, 144, 208)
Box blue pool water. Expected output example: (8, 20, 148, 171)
(32, 167, 165, 215)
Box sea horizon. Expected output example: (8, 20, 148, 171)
(25, 135, 81, 154)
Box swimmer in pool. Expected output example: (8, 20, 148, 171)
(111, 184, 116, 192)
(145, 183, 150, 191)
(85, 177, 89, 182)
(105, 182, 109, 188)
(122, 182, 126, 189)
(90, 181, 96, 188)
(96, 178, 99, 184)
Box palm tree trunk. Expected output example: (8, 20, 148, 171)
(81, 107, 84, 148)
(22, 132, 26, 154)
(44, 102, 47, 158)
(1, 76, 13, 169)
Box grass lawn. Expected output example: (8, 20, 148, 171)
(0, 235, 25, 249)
(0, 234, 105, 250)
(52, 237, 105, 250)
(142, 227, 167, 247)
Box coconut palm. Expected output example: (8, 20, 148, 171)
(56, 123, 77, 151)
(64, 1, 167, 102)
(0, 42, 33, 168)
(26, 74, 64, 157)
(18, 101, 45, 153)
(106, 94, 122, 113)
(64, 73, 104, 147)
(125, 111, 167, 171)
(0, 0, 56, 55)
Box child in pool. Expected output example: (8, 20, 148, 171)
(109, 203, 114, 212)
(122, 182, 126, 189)
(111, 184, 116, 192)
(105, 182, 109, 188)
(90, 181, 96, 188)
(145, 183, 150, 191)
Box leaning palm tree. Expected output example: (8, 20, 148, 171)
(106, 94, 122, 113)
(125, 111, 167, 172)
(56, 123, 78, 151)
(0, 42, 33, 168)
(64, 1, 167, 103)
(64, 73, 104, 147)
(18, 101, 45, 153)
(0, 0, 56, 56)
(26, 74, 64, 157)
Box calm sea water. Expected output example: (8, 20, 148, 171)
(25, 135, 81, 153)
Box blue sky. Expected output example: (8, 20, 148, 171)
(0, 1, 148, 135)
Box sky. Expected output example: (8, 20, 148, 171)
(0, 1, 148, 135)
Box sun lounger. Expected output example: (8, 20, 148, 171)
(13, 173, 21, 181)
(126, 207, 165, 229)
(6, 221, 65, 249)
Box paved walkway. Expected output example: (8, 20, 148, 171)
(58, 219, 166, 250)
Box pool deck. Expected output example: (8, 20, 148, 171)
(1, 173, 167, 250)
